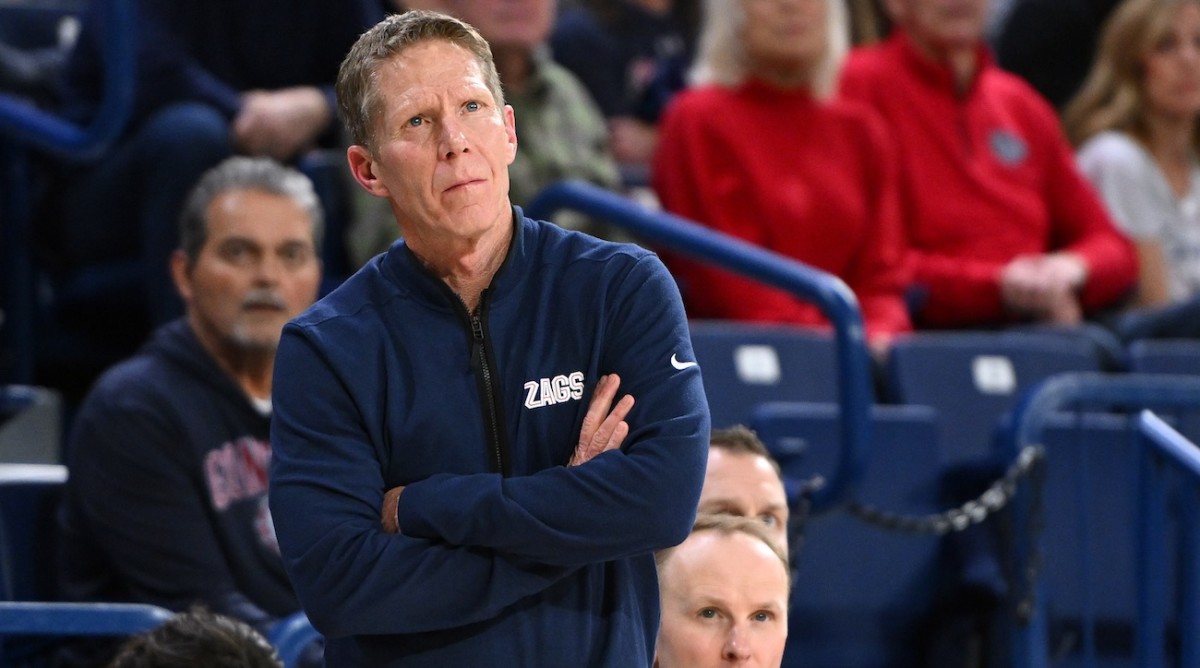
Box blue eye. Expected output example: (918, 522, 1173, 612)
(465, 101, 480, 112)
(407, 116, 423, 127)
(698, 608, 717, 619)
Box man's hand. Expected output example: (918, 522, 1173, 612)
(607, 117, 659, 167)
(569, 374, 635, 467)
(1000, 253, 1087, 324)
(232, 86, 331, 161)
(381, 485, 405, 534)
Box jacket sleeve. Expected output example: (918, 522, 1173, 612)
(841, 109, 912, 338)
(396, 254, 711, 566)
(269, 330, 576, 639)
(1035, 105, 1138, 311)
(66, 392, 274, 629)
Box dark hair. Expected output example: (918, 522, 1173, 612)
(336, 10, 504, 153)
(107, 608, 282, 668)
(177, 156, 323, 268)
(709, 424, 782, 477)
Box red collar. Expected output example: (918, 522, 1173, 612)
(884, 29, 994, 98)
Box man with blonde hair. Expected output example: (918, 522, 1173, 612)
(269, 10, 708, 667)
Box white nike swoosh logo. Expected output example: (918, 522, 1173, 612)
(671, 353, 698, 370)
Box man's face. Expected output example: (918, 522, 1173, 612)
(348, 40, 518, 249)
(699, 449, 790, 550)
(447, 0, 556, 49)
(173, 188, 321, 353)
(656, 531, 790, 668)
(886, 0, 988, 51)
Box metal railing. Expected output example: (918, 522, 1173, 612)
(526, 180, 873, 513)
(1003, 373, 1200, 668)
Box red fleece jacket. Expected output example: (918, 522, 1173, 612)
(839, 32, 1136, 328)
(653, 79, 912, 339)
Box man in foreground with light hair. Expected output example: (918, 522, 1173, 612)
(269, 10, 709, 667)
(655, 513, 791, 668)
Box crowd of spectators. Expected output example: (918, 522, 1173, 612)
(1, 0, 1197, 665)
(5, 0, 1189, 383)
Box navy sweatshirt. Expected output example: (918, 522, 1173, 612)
(58, 319, 301, 662)
(270, 210, 710, 667)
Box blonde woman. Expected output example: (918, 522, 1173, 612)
(1067, 0, 1200, 336)
(653, 0, 912, 352)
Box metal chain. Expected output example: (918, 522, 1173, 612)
(785, 446, 1048, 621)
(842, 445, 1046, 536)
(1012, 444, 1046, 623)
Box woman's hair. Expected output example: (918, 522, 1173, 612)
(1063, 0, 1200, 151)
(689, 0, 849, 98)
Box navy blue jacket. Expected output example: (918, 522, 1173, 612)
(59, 319, 300, 663)
(270, 210, 710, 667)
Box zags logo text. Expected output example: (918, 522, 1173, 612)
(524, 371, 585, 409)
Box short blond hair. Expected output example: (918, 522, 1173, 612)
(335, 10, 505, 154)
(656, 512, 791, 590)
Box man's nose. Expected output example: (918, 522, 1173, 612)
(439, 118, 469, 159)
(722, 625, 752, 662)
(253, 254, 284, 284)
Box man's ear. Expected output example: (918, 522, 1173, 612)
(502, 105, 518, 166)
(347, 145, 390, 197)
(169, 249, 193, 306)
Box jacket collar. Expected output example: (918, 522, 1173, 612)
(384, 205, 528, 312)
(885, 28, 994, 98)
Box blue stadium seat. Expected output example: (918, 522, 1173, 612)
(1029, 413, 1145, 667)
(1128, 339, 1200, 376)
(689, 321, 839, 430)
(751, 401, 943, 667)
(0, 463, 66, 603)
(885, 331, 1104, 469)
(0, 463, 67, 665)
(269, 611, 322, 668)
(1128, 340, 1200, 442)
(997, 374, 1200, 667)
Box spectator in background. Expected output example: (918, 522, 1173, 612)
(107, 608, 283, 668)
(654, 513, 791, 668)
(699, 425, 790, 553)
(269, 11, 708, 666)
(57, 157, 323, 668)
(44, 0, 381, 326)
(443, 0, 622, 215)
(1067, 0, 1200, 340)
(551, 0, 700, 179)
(654, 0, 911, 354)
(839, 0, 1138, 330)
